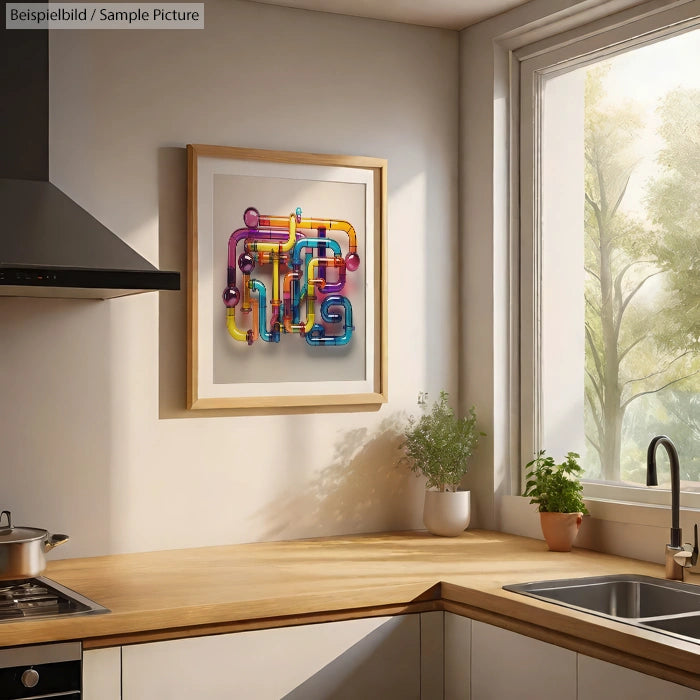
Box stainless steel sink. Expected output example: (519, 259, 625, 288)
(504, 574, 700, 618)
(644, 614, 700, 641)
(504, 574, 700, 645)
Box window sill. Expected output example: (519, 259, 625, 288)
(584, 497, 700, 527)
(499, 495, 700, 566)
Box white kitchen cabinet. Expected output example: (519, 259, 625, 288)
(421, 611, 444, 700)
(121, 614, 420, 700)
(444, 612, 470, 700)
(578, 654, 700, 699)
(83, 647, 121, 700)
(470, 620, 577, 700)
(85, 610, 700, 700)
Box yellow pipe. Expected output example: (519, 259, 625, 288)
(241, 273, 252, 312)
(306, 258, 322, 296)
(300, 217, 358, 253)
(249, 213, 358, 254)
(226, 308, 247, 342)
(249, 214, 297, 254)
(283, 271, 301, 333)
(301, 258, 319, 333)
(304, 297, 316, 333)
(302, 256, 346, 332)
(271, 253, 280, 305)
(302, 257, 339, 332)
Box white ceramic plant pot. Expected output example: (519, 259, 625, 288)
(423, 490, 471, 537)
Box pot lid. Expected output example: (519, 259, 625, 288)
(0, 511, 47, 543)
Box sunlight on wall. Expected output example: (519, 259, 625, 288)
(13, 0, 461, 555)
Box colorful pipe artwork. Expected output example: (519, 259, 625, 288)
(222, 207, 360, 347)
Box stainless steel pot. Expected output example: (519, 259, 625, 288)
(0, 511, 69, 580)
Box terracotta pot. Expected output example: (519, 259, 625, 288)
(423, 491, 470, 537)
(539, 511, 583, 552)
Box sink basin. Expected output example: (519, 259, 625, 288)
(504, 574, 700, 645)
(644, 614, 700, 641)
(504, 574, 700, 619)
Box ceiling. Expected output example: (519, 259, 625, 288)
(247, 0, 535, 31)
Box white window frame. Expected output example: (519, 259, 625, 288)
(516, 1, 700, 510)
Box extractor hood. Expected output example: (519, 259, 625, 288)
(0, 14, 180, 299)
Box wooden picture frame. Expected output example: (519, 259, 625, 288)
(186, 144, 387, 410)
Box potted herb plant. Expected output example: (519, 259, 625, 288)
(523, 450, 589, 551)
(401, 391, 483, 536)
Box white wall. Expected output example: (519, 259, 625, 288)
(0, 0, 459, 556)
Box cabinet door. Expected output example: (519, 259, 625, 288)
(122, 614, 420, 700)
(578, 655, 700, 699)
(471, 621, 576, 700)
(421, 611, 444, 700)
(83, 647, 121, 700)
(444, 612, 471, 700)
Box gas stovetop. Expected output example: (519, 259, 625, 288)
(0, 577, 108, 621)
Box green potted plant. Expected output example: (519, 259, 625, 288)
(523, 450, 589, 551)
(401, 391, 483, 536)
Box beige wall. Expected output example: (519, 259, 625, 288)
(0, 0, 459, 556)
(3, 0, 675, 564)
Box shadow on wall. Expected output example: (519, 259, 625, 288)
(157, 146, 188, 419)
(254, 414, 425, 540)
(281, 616, 420, 700)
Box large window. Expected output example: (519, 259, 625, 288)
(519, 4, 700, 505)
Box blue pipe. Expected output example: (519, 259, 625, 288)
(290, 238, 341, 267)
(305, 295, 354, 346)
(251, 279, 280, 343)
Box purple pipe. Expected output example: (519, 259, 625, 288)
(226, 227, 299, 286)
(321, 264, 347, 294)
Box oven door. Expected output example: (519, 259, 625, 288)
(0, 642, 81, 699)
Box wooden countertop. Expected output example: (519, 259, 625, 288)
(4, 531, 700, 686)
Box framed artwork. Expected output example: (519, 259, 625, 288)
(186, 144, 387, 410)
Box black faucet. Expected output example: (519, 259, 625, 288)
(646, 436, 681, 547)
(646, 435, 698, 580)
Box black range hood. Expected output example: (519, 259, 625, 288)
(0, 14, 180, 299)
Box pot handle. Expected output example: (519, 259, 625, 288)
(0, 511, 12, 530)
(45, 533, 69, 552)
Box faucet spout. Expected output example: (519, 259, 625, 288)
(646, 435, 681, 548)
